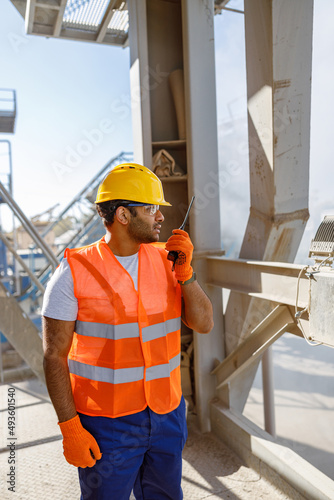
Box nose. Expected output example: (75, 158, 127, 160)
(155, 209, 164, 222)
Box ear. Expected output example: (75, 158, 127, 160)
(115, 206, 129, 225)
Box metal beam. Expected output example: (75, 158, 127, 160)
(221, 0, 314, 415)
(182, 0, 224, 432)
(225, 0, 314, 354)
(31, 24, 127, 45)
(53, 0, 67, 37)
(128, 0, 152, 167)
(96, 0, 122, 43)
(208, 254, 309, 425)
(262, 346, 275, 436)
(42, 152, 131, 238)
(0, 232, 45, 294)
(212, 305, 296, 389)
(206, 256, 309, 308)
(211, 401, 334, 500)
(0, 182, 59, 271)
(25, 0, 36, 34)
(214, 0, 244, 13)
(214, 0, 231, 8)
(34, 0, 59, 8)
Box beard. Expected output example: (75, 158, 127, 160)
(127, 214, 160, 244)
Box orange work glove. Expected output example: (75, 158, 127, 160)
(58, 415, 102, 468)
(165, 229, 194, 282)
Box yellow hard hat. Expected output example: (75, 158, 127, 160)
(95, 163, 171, 206)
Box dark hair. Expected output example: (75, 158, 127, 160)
(95, 200, 137, 227)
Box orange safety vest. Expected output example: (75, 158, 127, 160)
(65, 237, 182, 418)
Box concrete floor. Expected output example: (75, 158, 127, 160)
(0, 378, 289, 500)
(243, 332, 334, 481)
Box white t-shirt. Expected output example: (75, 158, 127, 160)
(41, 253, 139, 321)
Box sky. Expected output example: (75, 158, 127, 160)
(1, 0, 334, 263)
(0, 0, 133, 217)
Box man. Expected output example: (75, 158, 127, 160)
(42, 163, 214, 500)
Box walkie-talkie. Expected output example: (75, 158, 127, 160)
(167, 196, 195, 269)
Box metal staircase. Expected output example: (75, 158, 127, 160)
(0, 179, 57, 382)
(36, 151, 132, 287)
(0, 151, 132, 382)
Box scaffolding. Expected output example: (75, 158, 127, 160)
(0, 89, 16, 134)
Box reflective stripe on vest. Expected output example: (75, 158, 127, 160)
(142, 317, 181, 342)
(68, 359, 144, 384)
(75, 317, 181, 342)
(145, 353, 180, 381)
(68, 352, 181, 384)
(76, 320, 140, 340)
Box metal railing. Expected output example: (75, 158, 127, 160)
(41, 151, 132, 240)
(0, 181, 59, 273)
(0, 89, 17, 133)
(35, 151, 133, 284)
(0, 151, 132, 300)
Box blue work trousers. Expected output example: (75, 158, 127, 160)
(78, 397, 188, 500)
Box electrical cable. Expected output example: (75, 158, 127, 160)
(295, 268, 319, 346)
(295, 256, 333, 347)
